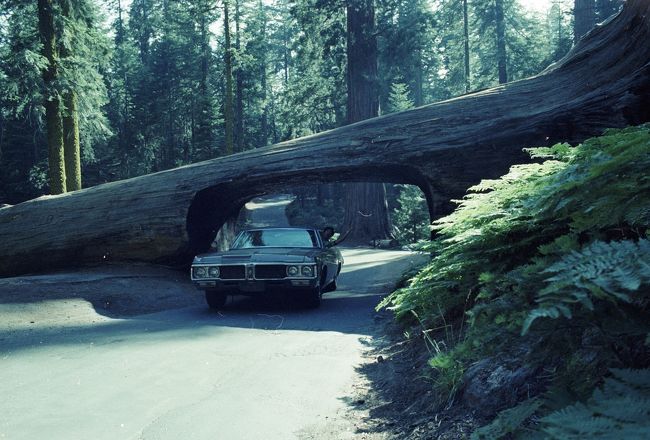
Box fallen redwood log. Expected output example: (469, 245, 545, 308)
(1, 0, 649, 277)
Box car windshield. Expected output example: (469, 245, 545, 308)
(231, 229, 319, 249)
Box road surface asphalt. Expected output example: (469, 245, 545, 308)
(0, 247, 422, 440)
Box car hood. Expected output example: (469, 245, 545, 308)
(193, 247, 321, 265)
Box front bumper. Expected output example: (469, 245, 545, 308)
(193, 278, 319, 293)
(191, 262, 318, 294)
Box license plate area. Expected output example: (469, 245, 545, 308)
(239, 281, 265, 293)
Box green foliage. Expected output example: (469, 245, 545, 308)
(540, 369, 650, 439)
(392, 184, 430, 245)
(524, 239, 650, 334)
(387, 82, 414, 113)
(428, 351, 465, 398)
(471, 398, 542, 440)
(382, 125, 650, 323)
(380, 125, 650, 436)
(1, 0, 577, 204)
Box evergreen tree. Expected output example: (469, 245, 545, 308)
(377, 0, 434, 108)
(471, 0, 553, 88)
(387, 81, 413, 113)
(192, 0, 219, 160)
(462, 0, 470, 92)
(393, 184, 429, 244)
(547, 0, 573, 63)
(0, 0, 48, 202)
(240, 0, 270, 148)
(495, 0, 507, 83)
(234, 0, 244, 152)
(223, 0, 235, 155)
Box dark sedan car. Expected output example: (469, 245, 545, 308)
(191, 227, 343, 309)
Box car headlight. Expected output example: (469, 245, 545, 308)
(208, 266, 220, 278)
(301, 265, 314, 277)
(287, 265, 299, 277)
(194, 267, 207, 278)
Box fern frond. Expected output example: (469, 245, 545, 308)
(523, 239, 650, 334)
(540, 369, 650, 439)
(471, 398, 542, 439)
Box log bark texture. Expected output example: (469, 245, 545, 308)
(1, 0, 650, 276)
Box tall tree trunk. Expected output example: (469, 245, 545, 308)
(115, 0, 131, 176)
(194, 5, 214, 160)
(258, 0, 269, 146)
(343, 0, 392, 242)
(223, 0, 235, 156)
(161, 0, 174, 169)
(575, 0, 596, 41)
(134, 0, 152, 63)
(283, 25, 289, 86)
(60, 1, 82, 191)
(463, 0, 471, 92)
(38, 0, 66, 194)
(234, 0, 244, 152)
(63, 91, 81, 190)
(495, 0, 508, 84)
(346, 0, 379, 121)
(413, 49, 423, 107)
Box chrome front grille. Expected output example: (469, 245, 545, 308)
(254, 265, 287, 280)
(219, 265, 246, 280)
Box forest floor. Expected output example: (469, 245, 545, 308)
(346, 313, 482, 440)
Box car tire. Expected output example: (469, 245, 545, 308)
(304, 285, 322, 309)
(323, 278, 337, 293)
(205, 290, 227, 309)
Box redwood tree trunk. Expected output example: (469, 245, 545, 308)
(463, 0, 471, 92)
(38, 0, 66, 195)
(223, 0, 235, 155)
(60, 0, 82, 191)
(346, 0, 378, 120)
(495, 0, 508, 84)
(235, 0, 244, 152)
(343, 0, 392, 243)
(63, 91, 82, 191)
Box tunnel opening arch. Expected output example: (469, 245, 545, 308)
(184, 163, 453, 260)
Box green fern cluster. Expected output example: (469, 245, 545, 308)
(523, 239, 650, 334)
(380, 125, 650, 434)
(381, 125, 650, 326)
(540, 369, 650, 439)
(471, 398, 542, 439)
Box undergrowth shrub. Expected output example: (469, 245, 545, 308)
(379, 125, 650, 436)
(540, 369, 650, 439)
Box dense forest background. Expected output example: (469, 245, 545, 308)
(0, 0, 622, 207)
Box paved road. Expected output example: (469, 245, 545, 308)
(0, 248, 422, 440)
